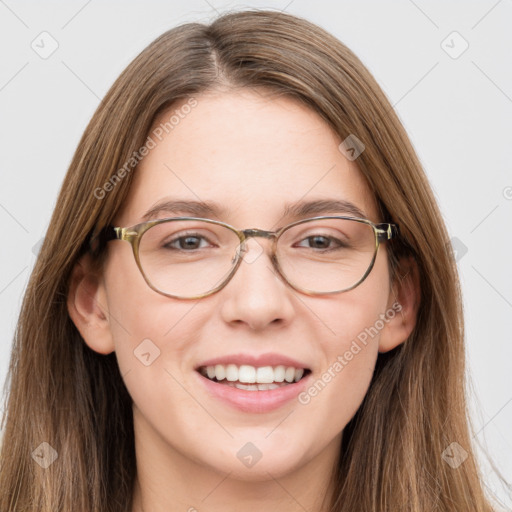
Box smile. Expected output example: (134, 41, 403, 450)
(198, 364, 311, 391)
(194, 357, 313, 413)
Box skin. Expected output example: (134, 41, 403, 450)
(68, 88, 420, 512)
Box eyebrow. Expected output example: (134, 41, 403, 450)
(140, 198, 368, 223)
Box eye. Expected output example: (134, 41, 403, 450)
(295, 234, 348, 251)
(163, 233, 213, 251)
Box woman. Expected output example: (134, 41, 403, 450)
(0, 9, 500, 511)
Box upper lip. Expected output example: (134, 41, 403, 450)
(195, 352, 311, 370)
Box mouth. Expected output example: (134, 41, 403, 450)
(196, 364, 312, 391)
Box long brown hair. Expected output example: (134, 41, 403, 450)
(0, 9, 501, 511)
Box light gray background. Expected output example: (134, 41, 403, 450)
(1, 0, 511, 508)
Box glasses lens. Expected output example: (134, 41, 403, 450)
(138, 220, 241, 298)
(276, 217, 377, 293)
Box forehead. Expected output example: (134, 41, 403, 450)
(117, 89, 379, 227)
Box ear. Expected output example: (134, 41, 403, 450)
(378, 255, 421, 353)
(67, 252, 115, 355)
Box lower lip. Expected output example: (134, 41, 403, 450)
(194, 371, 311, 413)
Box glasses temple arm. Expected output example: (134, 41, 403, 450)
(88, 225, 120, 254)
(375, 223, 400, 242)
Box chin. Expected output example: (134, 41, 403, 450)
(198, 440, 307, 481)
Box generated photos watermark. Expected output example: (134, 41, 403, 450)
(93, 97, 198, 200)
(298, 301, 403, 405)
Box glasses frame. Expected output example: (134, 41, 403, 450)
(98, 215, 399, 300)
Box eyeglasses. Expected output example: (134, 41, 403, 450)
(97, 216, 399, 300)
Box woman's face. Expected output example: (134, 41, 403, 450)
(99, 89, 400, 483)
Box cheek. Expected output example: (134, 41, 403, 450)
(102, 247, 201, 378)
(102, 264, 209, 445)
(300, 305, 381, 438)
(288, 334, 375, 464)
(301, 255, 391, 435)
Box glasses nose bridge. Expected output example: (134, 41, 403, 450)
(241, 227, 277, 241)
(238, 227, 279, 258)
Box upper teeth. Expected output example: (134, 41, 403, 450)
(201, 364, 305, 384)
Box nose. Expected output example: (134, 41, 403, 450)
(219, 236, 295, 331)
